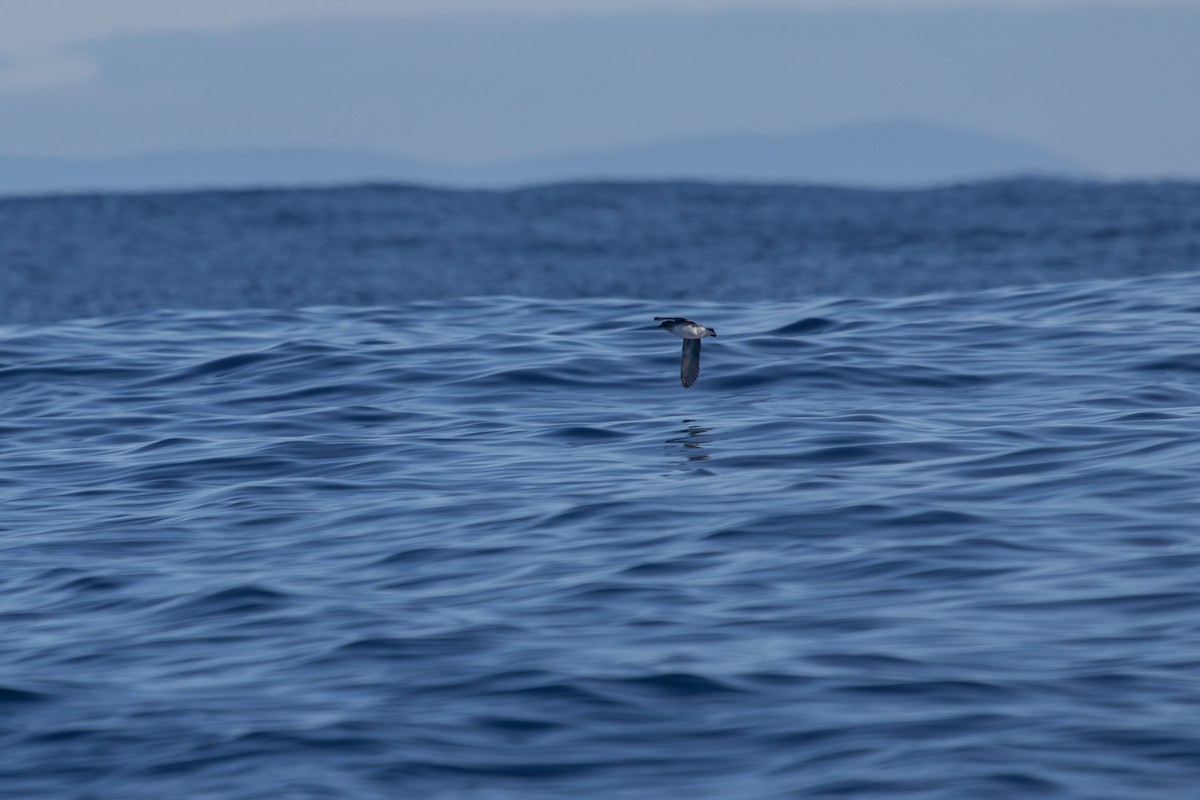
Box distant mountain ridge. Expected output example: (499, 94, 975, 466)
(0, 148, 444, 196)
(483, 120, 1086, 186)
(0, 119, 1085, 195)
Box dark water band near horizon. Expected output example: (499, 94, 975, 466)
(2, 179, 1200, 799)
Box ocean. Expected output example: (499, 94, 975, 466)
(2, 179, 1200, 799)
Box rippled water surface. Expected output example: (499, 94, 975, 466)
(3, 182, 1200, 799)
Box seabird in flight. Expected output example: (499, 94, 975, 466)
(655, 316, 717, 388)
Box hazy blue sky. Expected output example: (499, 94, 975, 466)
(1, 0, 1197, 176)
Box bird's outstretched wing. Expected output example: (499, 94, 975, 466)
(681, 338, 701, 388)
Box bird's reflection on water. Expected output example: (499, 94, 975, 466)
(666, 418, 713, 462)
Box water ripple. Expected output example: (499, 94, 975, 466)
(1, 271, 1200, 798)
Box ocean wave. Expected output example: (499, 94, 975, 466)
(2, 271, 1200, 798)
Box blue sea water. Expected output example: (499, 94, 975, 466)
(2, 180, 1200, 799)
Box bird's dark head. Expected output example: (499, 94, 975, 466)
(657, 320, 673, 330)
(708, 328, 717, 337)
